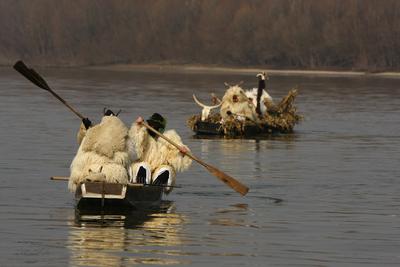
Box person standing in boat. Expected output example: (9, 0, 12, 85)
(68, 109, 130, 192)
(128, 113, 192, 193)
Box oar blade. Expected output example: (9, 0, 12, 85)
(30, 68, 50, 90)
(205, 164, 249, 196)
(13, 60, 48, 90)
(13, 60, 28, 73)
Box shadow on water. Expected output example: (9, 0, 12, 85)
(74, 200, 175, 228)
(68, 200, 190, 266)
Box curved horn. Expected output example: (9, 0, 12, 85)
(237, 80, 244, 86)
(257, 72, 267, 80)
(193, 94, 206, 108)
(116, 109, 122, 116)
(103, 107, 107, 115)
(224, 82, 231, 87)
(193, 94, 222, 109)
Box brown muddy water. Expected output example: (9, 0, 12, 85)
(0, 66, 399, 266)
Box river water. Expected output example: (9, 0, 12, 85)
(0, 66, 399, 266)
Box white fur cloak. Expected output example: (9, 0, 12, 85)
(128, 123, 192, 173)
(77, 122, 87, 145)
(69, 116, 131, 192)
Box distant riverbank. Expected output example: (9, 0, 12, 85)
(87, 64, 400, 78)
(2, 62, 400, 78)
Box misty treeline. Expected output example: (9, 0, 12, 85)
(1, 0, 399, 70)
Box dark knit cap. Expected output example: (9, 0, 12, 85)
(146, 113, 167, 134)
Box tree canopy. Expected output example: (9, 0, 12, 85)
(1, 0, 399, 70)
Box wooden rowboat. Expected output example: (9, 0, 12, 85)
(51, 177, 164, 214)
(188, 89, 302, 137)
(75, 181, 164, 214)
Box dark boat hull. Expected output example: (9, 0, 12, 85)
(75, 182, 163, 214)
(193, 121, 279, 137)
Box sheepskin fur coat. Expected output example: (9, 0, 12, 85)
(69, 116, 131, 192)
(220, 85, 257, 121)
(128, 123, 192, 173)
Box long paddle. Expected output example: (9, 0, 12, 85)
(141, 122, 249, 196)
(13, 60, 85, 120)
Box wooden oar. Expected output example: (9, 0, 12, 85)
(141, 122, 249, 196)
(50, 176, 70, 181)
(13, 60, 85, 120)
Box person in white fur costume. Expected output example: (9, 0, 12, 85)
(68, 109, 131, 192)
(220, 84, 257, 121)
(128, 113, 192, 193)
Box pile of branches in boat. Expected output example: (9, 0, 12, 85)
(187, 113, 221, 128)
(187, 88, 302, 135)
(261, 88, 303, 133)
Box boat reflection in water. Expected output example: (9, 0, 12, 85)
(67, 201, 189, 266)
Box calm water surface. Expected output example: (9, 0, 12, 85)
(0, 67, 399, 266)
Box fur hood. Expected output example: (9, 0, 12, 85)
(81, 116, 128, 158)
(221, 85, 248, 104)
(220, 85, 256, 120)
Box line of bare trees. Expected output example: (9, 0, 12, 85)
(1, 0, 399, 71)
